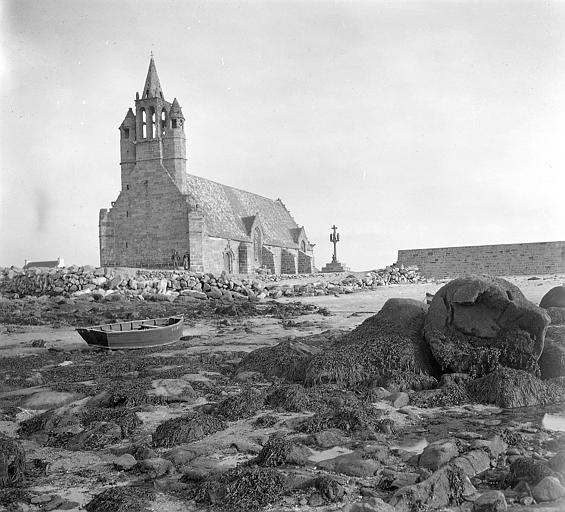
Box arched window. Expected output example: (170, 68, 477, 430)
(301, 240, 306, 252)
(149, 107, 155, 139)
(253, 228, 262, 264)
(141, 109, 147, 138)
(161, 110, 166, 135)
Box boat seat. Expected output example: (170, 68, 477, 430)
(138, 325, 159, 330)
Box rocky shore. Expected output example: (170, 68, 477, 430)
(0, 275, 564, 512)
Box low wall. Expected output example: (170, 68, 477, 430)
(397, 241, 565, 279)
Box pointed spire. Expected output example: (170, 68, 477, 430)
(169, 97, 185, 120)
(142, 56, 164, 100)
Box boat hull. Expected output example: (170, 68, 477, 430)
(76, 316, 183, 350)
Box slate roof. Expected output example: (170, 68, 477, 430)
(185, 174, 301, 248)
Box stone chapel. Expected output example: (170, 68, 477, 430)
(99, 57, 315, 274)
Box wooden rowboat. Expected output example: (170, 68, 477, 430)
(76, 316, 183, 350)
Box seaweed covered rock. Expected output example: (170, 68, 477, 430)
(17, 403, 84, 445)
(0, 434, 25, 487)
(539, 326, 565, 379)
(266, 383, 312, 413)
(237, 339, 321, 382)
(255, 434, 311, 467)
(195, 465, 287, 512)
(66, 421, 122, 451)
(85, 486, 155, 512)
(540, 286, 565, 309)
(424, 275, 550, 377)
(508, 457, 555, 486)
(299, 403, 393, 436)
(303, 298, 440, 390)
(215, 387, 265, 421)
(152, 412, 225, 448)
(468, 368, 559, 408)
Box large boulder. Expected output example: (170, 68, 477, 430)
(540, 286, 565, 309)
(303, 298, 440, 390)
(424, 275, 550, 377)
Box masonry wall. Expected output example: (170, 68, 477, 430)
(99, 157, 189, 268)
(397, 241, 565, 278)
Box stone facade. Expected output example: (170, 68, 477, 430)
(99, 57, 314, 274)
(397, 241, 565, 278)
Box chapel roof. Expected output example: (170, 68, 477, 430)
(185, 174, 300, 248)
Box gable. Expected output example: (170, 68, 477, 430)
(186, 174, 300, 248)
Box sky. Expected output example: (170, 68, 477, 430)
(1, 0, 564, 271)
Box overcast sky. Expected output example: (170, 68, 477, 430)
(1, 0, 564, 270)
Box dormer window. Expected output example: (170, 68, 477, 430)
(172, 119, 178, 129)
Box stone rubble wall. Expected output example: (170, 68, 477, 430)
(0, 264, 423, 302)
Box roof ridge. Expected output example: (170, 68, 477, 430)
(187, 173, 281, 204)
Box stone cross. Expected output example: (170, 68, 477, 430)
(330, 225, 340, 262)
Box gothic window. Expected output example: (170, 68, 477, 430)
(172, 119, 178, 129)
(161, 110, 166, 134)
(123, 127, 129, 139)
(301, 240, 306, 252)
(141, 109, 147, 138)
(149, 107, 156, 139)
(253, 227, 262, 264)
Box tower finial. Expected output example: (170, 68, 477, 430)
(150, 50, 154, 59)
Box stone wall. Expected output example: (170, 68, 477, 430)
(281, 249, 297, 274)
(100, 160, 189, 268)
(397, 241, 565, 278)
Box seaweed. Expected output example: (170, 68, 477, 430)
(85, 486, 155, 512)
(215, 387, 266, 421)
(195, 465, 287, 512)
(0, 434, 25, 487)
(152, 412, 225, 448)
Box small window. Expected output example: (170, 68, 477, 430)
(126, 184, 129, 190)
(172, 119, 178, 129)
(126, 242, 128, 249)
(126, 211, 129, 217)
(124, 128, 129, 139)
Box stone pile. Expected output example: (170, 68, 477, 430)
(0, 263, 423, 302)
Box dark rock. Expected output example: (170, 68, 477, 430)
(509, 457, 555, 486)
(424, 275, 550, 377)
(540, 286, 565, 309)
